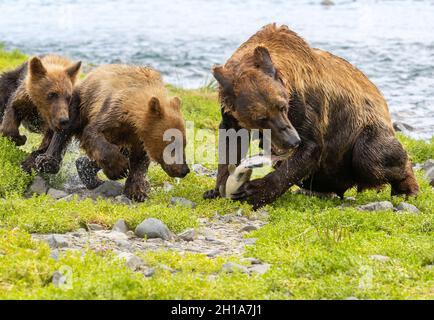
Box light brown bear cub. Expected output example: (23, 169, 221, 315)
(40, 64, 190, 201)
(0, 55, 81, 172)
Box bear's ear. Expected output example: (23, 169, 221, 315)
(212, 65, 234, 96)
(253, 46, 276, 78)
(171, 97, 182, 110)
(29, 57, 47, 79)
(149, 97, 163, 116)
(66, 61, 82, 82)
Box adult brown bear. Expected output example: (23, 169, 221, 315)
(204, 23, 419, 209)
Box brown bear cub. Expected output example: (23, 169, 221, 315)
(205, 23, 419, 209)
(39, 64, 190, 201)
(0, 55, 81, 172)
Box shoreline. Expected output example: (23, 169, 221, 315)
(0, 47, 433, 300)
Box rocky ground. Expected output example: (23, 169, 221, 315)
(27, 159, 433, 282)
(29, 163, 272, 278)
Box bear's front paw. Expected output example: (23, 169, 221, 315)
(230, 179, 270, 210)
(21, 157, 36, 174)
(203, 189, 221, 200)
(8, 134, 27, 146)
(100, 152, 129, 180)
(124, 181, 149, 202)
(35, 154, 61, 174)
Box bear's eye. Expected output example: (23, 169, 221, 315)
(47, 92, 59, 100)
(65, 94, 72, 102)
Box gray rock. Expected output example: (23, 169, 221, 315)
(393, 121, 414, 132)
(47, 188, 68, 200)
(242, 257, 261, 265)
(249, 263, 271, 275)
(52, 270, 67, 288)
(191, 164, 217, 177)
(206, 250, 221, 258)
(117, 252, 144, 271)
(50, 250, 60, 261)
(44, 234, 69, 249)
(60, 194, 76, 202)
(115, 240, 132, 249)
(92, 181, 124, 198)
(29, 176, 48, 195)
(396, 202, 420, 213)
(87, 223, 105, 231)
(72, 228, 87, 237)
(159, 264, 176, 273)
(358, 201, 394, 212)
(243, 238, 258, 245)
(126, 230, 136, 238)
(205, 237, 225, 245)
(240, 225, 258, 233)
(178, 228, 196, 241)
(422, 159, 434, 172)
(163, 182, 174, 192)
(112, 219, 129, 233)
(144, 267, 156, 277)
(101, 231, 129, 241)
(135, 218, 172, 240)
(222, 262, 249, 274)
(369, 254, 390, 262)
(425, 167, 434, 187)
(170, 197, 197, 209)
(114, 195, 132, 205)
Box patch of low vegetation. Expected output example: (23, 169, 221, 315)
(397, 133, 434, 164)
(0, 137, 33, 197)
(0, 48, 433, 300)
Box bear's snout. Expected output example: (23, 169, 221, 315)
(179, 165, 190, 178)
(58, 117, 70, 130)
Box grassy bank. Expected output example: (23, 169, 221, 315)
(0, 48, 433, 299)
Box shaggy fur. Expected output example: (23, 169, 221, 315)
(37, 64, 189, 201)
(0, 55, 81, 172)
(204, 23, 419, 209)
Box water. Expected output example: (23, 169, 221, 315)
(1, 0, 433, 138)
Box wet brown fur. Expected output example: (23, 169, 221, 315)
(39, 64, 189, 201)
(0, 55, 81, 172)
(205, 24, 419, 208)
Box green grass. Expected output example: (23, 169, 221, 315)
(0, 48, 433, 300)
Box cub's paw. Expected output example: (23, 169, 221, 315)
(100, 152, 129, 180)
(76, 156, 103, 190)
(21, 157, 36, 174)
(5, 134, 27, 146)
(203, 189, 221, 200)
(124, 181, 149, 202)
(35, 154, 61, 174)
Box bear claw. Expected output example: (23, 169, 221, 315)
(35, 154, 61, 174)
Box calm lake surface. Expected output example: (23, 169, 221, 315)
(0, 0, 433, 138)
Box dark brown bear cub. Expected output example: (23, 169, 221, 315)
(204, 23, 419, 209)
(0, 55, 81, 172)
(39, 64, 190, 201)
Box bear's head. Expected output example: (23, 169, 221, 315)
(212, 46, 301, 155)
(27, 56, 81, 132)
(144, 96, 190, 178)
